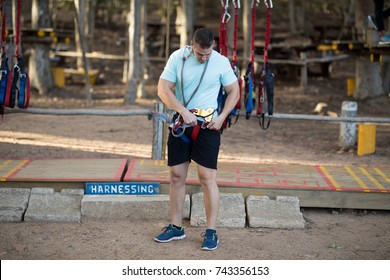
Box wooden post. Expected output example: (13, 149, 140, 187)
(339, 101, 357, 150)
(152, 102, 164, 160)
(300, 52, 307, 87)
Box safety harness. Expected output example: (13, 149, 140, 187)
(0, 1, 12, 113)
(244, 0, 259, 120)
(0, 0, 29, 116)
(171, 45, 214, 143)
(217, 0, 241, 131)
(11, 0, 30, 109)
(256, 0, 274, 129)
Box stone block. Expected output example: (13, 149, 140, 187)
(81, 194, 190, 220)
(190, 192, 246, 228)
(0, 188, 31, 222)
(24, 188, 83, 222)
(246, 195, 306, 229)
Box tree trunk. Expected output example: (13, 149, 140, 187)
(74, 0, 93, 106)
(176, 0, 194, 47)
(242, 0, 250, 61)
(288, 0, 297, 35)
(74, 0, 91, 71)
(30, 0, 54, 95)
(125, 0, 141, 105)
(136, 0, 147, 99)
(354, 0, 388, 99)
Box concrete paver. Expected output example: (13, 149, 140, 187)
(0, 188, 31, 222)
(246, 195, 306, 229)
(24, 188, 83, 222)
(81, 194, 190, 220)
(191, 192, 246, 227)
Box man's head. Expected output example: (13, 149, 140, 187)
(192, 28, 215, 49)
(191, 28, 215, 64)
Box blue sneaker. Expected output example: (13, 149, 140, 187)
(154, 224, 186, 243)
(379, 34, 390, 45)
(201, 229, 219, 251)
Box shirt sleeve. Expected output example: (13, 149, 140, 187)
(220, 56, 238, 87)
(160, 50, 180, 83)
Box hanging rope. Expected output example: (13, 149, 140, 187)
(227, 0, 242, 127)
(257, 0, 274, 130)
(244, 0, 259, 119)
(217, 0, 231, 132)
(9, 0, 30, 109)
(218, 0, 230, 57)
(0, 1, 12, 114)
(231, 0, 240, 66)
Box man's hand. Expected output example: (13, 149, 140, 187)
(206, 115, 224, 131)
(181, 109, 198, 126)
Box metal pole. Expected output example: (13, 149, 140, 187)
(152, 102, 164, 160)
(5, 108, 152, 116)
(6, 108, 390, 124)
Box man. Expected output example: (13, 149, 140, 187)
(154, 28, 239, 251)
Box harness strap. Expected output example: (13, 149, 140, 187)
(191, 125, 201, 141)
(180, 49, 209, 108)
(17, 56, 30, 108)
(244, 62, 255, 119)
(172, 108, 215, 142)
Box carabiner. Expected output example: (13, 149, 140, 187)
(264, 0, 273, 8)
(233, 0, 241, 9)
(251, 0, 260, 8)
(221, 0, 231, 23)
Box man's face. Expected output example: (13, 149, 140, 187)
(191, 41, 214, 64)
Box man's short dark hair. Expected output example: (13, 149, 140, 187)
(193, 28, 214, 49)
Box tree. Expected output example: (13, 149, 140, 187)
(125, 0, 141, 105)
(74, 0, 93, 106)
(176, 0, 194, 47)
(354, 0, 389, 99)
(29, 0, 55, 95)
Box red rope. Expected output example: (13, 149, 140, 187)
(15, 0, 20, 57)
(250, 2, 257, 64)
(231, 2, 239, 64)
(219, 3, 229, 57)
(263, 4, 272, 64)
(1, 8, 6, 54)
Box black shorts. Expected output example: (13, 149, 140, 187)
(167, 125, 221, 170)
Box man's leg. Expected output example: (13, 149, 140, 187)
(154, 162, 188, 243)
(197, 164, 219, 229)
(170, 162, 189, 227)
(374, 0, 386, 32)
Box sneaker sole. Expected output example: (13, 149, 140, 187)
(201, 239, 220, 251)
(154, 234, 186, 243)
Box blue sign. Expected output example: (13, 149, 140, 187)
(85, 182, 160, 195)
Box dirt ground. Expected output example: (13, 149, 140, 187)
(0, 54, 390, 260)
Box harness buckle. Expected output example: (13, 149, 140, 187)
(191, 107, 215, 123)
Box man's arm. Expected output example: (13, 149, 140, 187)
(157, 78, 198, 125)
(207, 80, 240, 131)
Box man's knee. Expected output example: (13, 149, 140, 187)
(170, 167, 187, 186)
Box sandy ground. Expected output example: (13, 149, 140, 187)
(0, 58, 390, 260)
